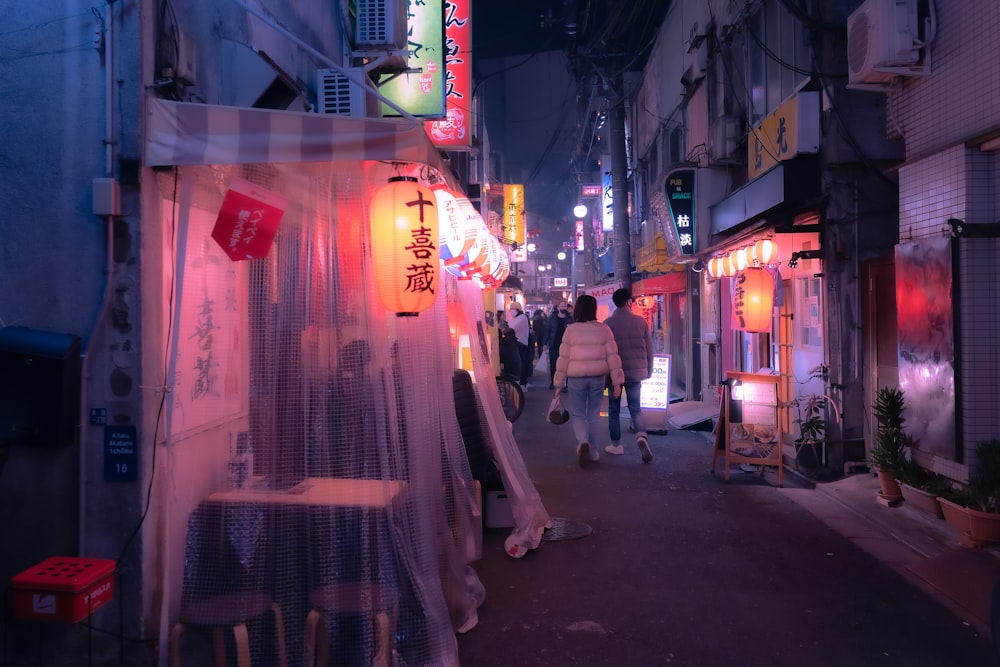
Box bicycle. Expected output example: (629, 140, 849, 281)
(495, 372, 525, 422)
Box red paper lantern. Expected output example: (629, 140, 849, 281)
(734, 267, 774, 333)
(370, 176, 440, 316)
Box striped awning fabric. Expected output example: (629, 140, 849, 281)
(145, 96, 449, 170)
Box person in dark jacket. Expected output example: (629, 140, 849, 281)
(531, 308, 548, 360)
(545, 300, 573, 389)
(603, 288, 654, 463)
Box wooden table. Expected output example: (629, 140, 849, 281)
(207, 477, 406, 507)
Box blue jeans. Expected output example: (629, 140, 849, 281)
(608, 380, 646, 442)
(566, 375, 607, 447)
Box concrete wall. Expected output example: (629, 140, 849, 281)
(0, 2, 350, 663)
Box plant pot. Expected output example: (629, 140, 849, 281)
(938, 497, 972, 532)
(900, 483, 943, 519)
(966, 507, 1000, 545)
(875, 468, 902, 501)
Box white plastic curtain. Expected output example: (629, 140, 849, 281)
(158, 160, 479, 666)
(148, 97, 550, 665)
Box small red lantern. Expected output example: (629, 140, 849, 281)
(370, 176, 439, 316)
(734, 267, 774, 333)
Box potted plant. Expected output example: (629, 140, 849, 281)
(964, 439, 1000, 545)
(790, 390, 840, 479)
(898, 458, 948, 518)
(937, 483, 975, 533)
(869, 387, 908, 502)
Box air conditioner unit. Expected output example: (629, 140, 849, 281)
(354, 0, 407, 49)
(316, 68, 376, 116)
(708, 115, 743, 163)
(847, 0, 932, 88)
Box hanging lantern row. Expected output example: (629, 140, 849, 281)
(705, 238, 780, 279)
(371, 176, 511, 316)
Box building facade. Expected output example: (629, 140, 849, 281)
(626, 0, 1000, 485)
(0, 2, 512, 664)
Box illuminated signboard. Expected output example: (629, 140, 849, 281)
(574, 218, 584, 252)
(503, 184, 525, 247)
(747, 91, 819, 181)
(580, 184, 602, 198)
(426, 0, 472, 148)
(381, 0, 446, 118)
(554, 277, 568, 287)
(640, 355, 672, 410)
(602, 155, 613, 232)
(665, 169, 695, 255)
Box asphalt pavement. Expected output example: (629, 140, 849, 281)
(456, 368, 1000, 667)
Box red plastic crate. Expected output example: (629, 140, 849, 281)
(10, 557, 116, 622)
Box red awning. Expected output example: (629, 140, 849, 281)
(632, 271, 686, 296)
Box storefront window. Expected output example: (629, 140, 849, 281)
(797, 276, 823, 348)
(747, 3, 810, 122)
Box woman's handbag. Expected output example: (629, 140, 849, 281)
(548, 394, 570, 425)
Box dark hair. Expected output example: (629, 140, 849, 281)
(612, 288, 632, 308)
(573, 294, 598, 322)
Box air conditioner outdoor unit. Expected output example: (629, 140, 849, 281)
(847, 0, 932, 88)
(708, 115, 743, 163)
(354, 0, 407, 49)
(316, 68, 375, 116)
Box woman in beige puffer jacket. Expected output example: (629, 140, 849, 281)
(553, 294, 625, 468)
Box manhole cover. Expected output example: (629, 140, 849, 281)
(541, 517, 593, 542)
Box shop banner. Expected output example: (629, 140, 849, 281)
(380, 0, 446, 118)
(426, 0, 472, 147)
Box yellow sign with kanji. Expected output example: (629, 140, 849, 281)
(503, 184, 525, 248)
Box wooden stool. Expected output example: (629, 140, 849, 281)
(303, 582, 395, 667)
(171, 591, 287, 667)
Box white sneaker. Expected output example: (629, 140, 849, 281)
(637, 435, 653, 463)
(604, 444, 625, 455)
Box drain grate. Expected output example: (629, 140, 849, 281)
(541, 517, 593, 542)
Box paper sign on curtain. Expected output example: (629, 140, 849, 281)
(211, 179, 288, 261)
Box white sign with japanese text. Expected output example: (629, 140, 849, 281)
(640, 355, 672, 410)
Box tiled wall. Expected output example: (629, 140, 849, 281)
(899, 148, 998, 480)
(890, 1, 1000, 158)
(891, 0, 1000, 480)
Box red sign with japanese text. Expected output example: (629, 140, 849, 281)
(426, 0, 472, 149)
(211, 179, 287, 261)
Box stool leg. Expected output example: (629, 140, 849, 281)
(169, 624, 186, 667)
(211, 628, 227, 666)
(304, 610, 321, 667)
(270, 602, 288, 667)
(317, 614, 330, 667)
(374, 611, 391, 667)
(232, 623, 251, 667)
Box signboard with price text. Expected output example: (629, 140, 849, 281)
(640, 355, 672, 410)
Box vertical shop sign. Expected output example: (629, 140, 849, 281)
(426, 0, 472, 147)
(502, 184, 525, 248)
(381, 0, 446, 118)
(601, 155, 614, 232)
(664, 168, 695, 255)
